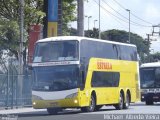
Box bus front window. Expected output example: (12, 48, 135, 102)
(32, 65, 80, 91)
(155, 68, 160, 87)
(140, 68, 155, 88)
(33, 40, 79, 62)
(140, 67, 160, 88)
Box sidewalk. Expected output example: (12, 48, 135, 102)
(0, 107, 45, 114)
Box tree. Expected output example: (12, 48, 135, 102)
(0, 19, 20, 59)
(70, 27, 77, 36)
(0, 0, 45, 59)
(62, 0, 76, 35)
(143, 52, 160, 63)
(85, 28, 99, 38)
(0, 0, 77, 60)
(101, 29, 149, 62)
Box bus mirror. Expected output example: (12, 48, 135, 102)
(28, 65, 33, 70)
(80, 57, 86, 64)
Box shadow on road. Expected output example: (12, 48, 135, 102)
(17, 109, 82, 118)
(16, 102, 160, 118)
(17, 107, 116, 118)
(130, 102, 160, 106)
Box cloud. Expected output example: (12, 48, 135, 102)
(151, 39, 160, 53)
(144, 3, 159, 19)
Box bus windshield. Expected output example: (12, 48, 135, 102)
(140, 67, 160, 88)
(32, 65, 80, 91)
(33, 40, 79, 62)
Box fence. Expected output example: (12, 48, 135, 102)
(0, 58, 32, 109)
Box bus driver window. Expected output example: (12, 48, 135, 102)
(41, 48, 51, 62)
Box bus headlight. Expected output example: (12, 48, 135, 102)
(65, 93, 77, 99)
(74, 99, 78, 103)
(33, 102, 36, 105)
(32, 95, 43, 100)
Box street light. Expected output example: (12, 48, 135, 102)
(94, 20, 98, 28)
(85, 15, 92, 30)
(126, 9, 130, 43)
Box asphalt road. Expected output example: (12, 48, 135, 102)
(3, 102, 160, 120)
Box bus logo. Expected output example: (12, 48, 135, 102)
(97, 61, 112, 70)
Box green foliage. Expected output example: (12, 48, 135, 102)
(0, 0, 45, 28)
(0, 0, 45, 59)
(24, 0, 45, 26)
(85, 28, 99, 38)
(62, 0, 77, 35)
(101, 29, 128, 43)
(143, 52, 160, 63)
(0, 0, 77, 59)
(0, 19, 19, 58)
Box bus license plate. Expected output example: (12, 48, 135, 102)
(153, 96, 159, 99)
(50, 102, 59, 107)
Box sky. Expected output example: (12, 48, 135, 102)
(71, 0, 160, 53)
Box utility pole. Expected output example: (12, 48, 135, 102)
(43, 0, 48, 38)
(126, 9, 130, 43)
(19, 0, 24, 105)
(146, 34, 152, 56)
(99, 0, 101, 39)
(77, 0, 84, 36)
(58, 0, 62, 36)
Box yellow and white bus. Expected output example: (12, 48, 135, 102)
(31, 36, 140, 114)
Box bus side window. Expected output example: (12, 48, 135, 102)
(155, 68, 160, 81)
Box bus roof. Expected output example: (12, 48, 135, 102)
(37, 36, 136, 47)
(140, 62, 160, 68)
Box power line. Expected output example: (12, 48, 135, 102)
(112, 0, 126, 10)
(102, 0, 152, 27)
(102, 0, 128, 21)
(111, 0, 153, 25)
(130, 13, 153, 25)
(93, 0, 128, 24)
(93, 0, 152, 28)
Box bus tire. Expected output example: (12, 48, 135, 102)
(95, 105, 103, 111)
(146, 100, 153, 105)
(114, 93, 124, 110)
(81, 95, 96, 112)
(47, 108, 59, 115)
(123, 92, 130, 109)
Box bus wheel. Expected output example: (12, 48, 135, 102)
(95, 105, 103, 111)
(123, 93, 130, 109)
(114, 93, 124, 110)
(81, 95, 96, 112)
(47, 108, 59, 115)
(146, 100, 153, 105)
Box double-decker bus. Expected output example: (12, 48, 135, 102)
(31, 36, 140, 114)
(140, 62, 160, 105)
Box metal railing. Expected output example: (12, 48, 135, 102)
(0, 58, 32, 109)
(0, 74, 32, 109)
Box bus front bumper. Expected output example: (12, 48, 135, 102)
(32, 98, 80, 109)
(141, 93, 160, 102)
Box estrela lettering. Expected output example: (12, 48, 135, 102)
(97, 61, 112, 70)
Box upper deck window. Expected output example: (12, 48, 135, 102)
(33, 40, 79, 62)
